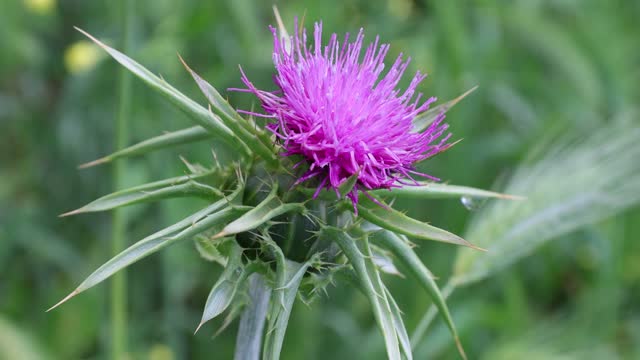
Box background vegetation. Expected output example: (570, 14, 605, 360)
(1, 0, 639, 359)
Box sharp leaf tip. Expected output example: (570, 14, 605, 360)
(78, 157, 109, 169)
(46, 290, 79, 312)
(194, 322, 205, 334)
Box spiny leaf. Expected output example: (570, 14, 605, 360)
(371, 245, 403, 277)
(196, 242, 246, 333)
(79, 126, 212, 168)
(371, 182, 523, 201)
(324, 227, 401, 360)
(412, 86, 478, 133)
(357, 194, 483, 250)
(384, 287, 413, 360)
(75, 28, 251, 158)
(179, 56, 278, 167)
(214, 186, 304, 239)
(48, 187, 245, 311)
(338, 173, 360, 198)
(375, 230, 466, 359)
(296, 172, 359, 202)
(234, 274, 272, 360)
(260, 234, 288, 315)
(61, 170, 222, 216)
(194, 235, 229, 265)
(262, 259, 312, 360)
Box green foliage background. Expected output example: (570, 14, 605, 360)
(1, 0, 639, 359)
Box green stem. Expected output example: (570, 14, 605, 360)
(111, 1, 133, 358)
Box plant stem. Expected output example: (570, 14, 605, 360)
(410, 280, 456, 349)
(111, 0, 133, 358)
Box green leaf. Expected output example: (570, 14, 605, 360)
(61, 170, 223, 216)
(384, 287, 413, 360)
(371, 182, 523, 201)
(375, 230, 465, 359)
(296, 173, 359, 202)
(196, 242, 246, 332)
(338, 173, 359, 198)
(48, 187, 246, 311)
(412, 86, 478, 133)
(76, 28, 251, 159)
(452, 122, 640, 286)
(260, 234, 288, 314)
(371, 245, 403, 277)
(263, 259, 312, 360)
(177, 56, 272, 145)
(234, 273, 272, 360)
(79, 126, 212, 168)
(214, 186, 304, 239)
(179, 57, 278, 167)
(324, 227, 401, 360)
(194, 235, 229, 265)
(356, 194, 482, 249)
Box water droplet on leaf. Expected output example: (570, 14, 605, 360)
(460, 196, 483, 211)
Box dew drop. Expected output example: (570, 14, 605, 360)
(460, 196, 483, 211)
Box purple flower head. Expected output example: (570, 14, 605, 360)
(235, 21, 453, 207)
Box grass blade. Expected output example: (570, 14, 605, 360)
(75, 28, 251, 158)
(79, 126, 211, 168)
(453, 122, 640, 286)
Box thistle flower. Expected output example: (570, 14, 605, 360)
(234, 22, 453, 205)
(54, 18, 504, 360)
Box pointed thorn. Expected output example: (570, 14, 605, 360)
(272, 5, 289, 38)
(194, 321, 205, 334)
(59, 208, 83, 218)
(454, 336, 468, 360)
(451, 85, 479, 107)
(498, 193, 527, 201)
(177, 53, 192, 73)
(211, 231, 228, 240)
(74, 27, 108, 50)
(46, 290, 79, 312)
(78, 157, 110, 169)
(468, 243, 488, 252)
(447, 138, 464, 149)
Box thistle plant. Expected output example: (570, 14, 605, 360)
(50, 14, 521, 360)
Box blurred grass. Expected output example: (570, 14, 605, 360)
(0, 0, 638, 359)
